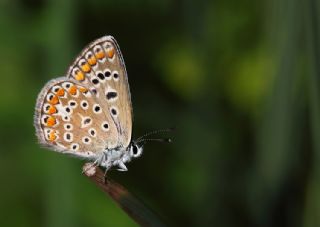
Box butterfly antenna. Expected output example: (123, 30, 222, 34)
(136, 127, 175, 143)
(137, 138, 172, 145)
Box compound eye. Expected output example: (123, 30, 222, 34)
(131, 145, 142, 158)
(133, 145, 138, 155)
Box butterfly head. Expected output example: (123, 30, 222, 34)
(128, 127, 174, 159)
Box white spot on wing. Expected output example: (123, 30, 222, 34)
(41, 115, 49, 125)
(80, 116, 92, 128)
(105, 86, 118, 102)
(61, 82, 72, 90)
(101, 121, 109, 131)
(68, 100, 77, 108)
(104, 69, 112, 80)
(64, 123, 73, 131)
(46, 93, 55, 102)
(43, 104, 51, 113)
(82, 136, 91, 144)
(112, 71, 119, 81)
(80, 100, 89, 110)
(64, 132, 73, 142)
(62, 115, 71, 122)
(88, 128, 97, 137)
(70, 143, 79, 151)
(52, 85, 62, 94)
(93, 104, 102, 114)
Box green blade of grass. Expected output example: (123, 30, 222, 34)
(303, 0, 320, 226)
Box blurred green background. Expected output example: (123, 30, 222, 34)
(0, 0, 319, 226)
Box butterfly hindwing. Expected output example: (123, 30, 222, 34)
(34, 77, 119, 158)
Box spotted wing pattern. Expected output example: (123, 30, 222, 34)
(66, 36, 132, 148)
(34, 77, 120, 158)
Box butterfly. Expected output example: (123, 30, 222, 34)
(34, 35, 171, 172)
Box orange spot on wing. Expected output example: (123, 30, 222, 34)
(48, 130, 57, 141)
(56, 88, 65, 96)
(95, 51, 105, 60)
(107, 48, 115, 58)
(69, 85, 77, 95)
(47, 116, 56, 127)
(79, 87, 88, 93)
(49, 95, 59, 105)
(75, 71, 85, 81)
(48, 105, 57, 114)
(81, 62, 91, 73)
(88, 56, 97, 66)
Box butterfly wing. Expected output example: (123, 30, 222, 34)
(34, 77, 120, 158)
(66, 36, 132, 149)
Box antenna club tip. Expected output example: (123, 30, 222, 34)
(167, 138, 172, 143)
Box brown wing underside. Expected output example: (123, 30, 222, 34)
(34, 36, 133, 156)
(66, 36, 132, 148)
(34, 78, 119, 157)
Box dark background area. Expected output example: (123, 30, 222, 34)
(0, 0, 319, 226)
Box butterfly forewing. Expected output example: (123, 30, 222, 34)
(67, 36, 132, 148)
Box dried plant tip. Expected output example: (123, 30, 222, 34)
(83, 162, 97, 176)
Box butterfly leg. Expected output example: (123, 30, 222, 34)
(117, 161, 128, 171)
(103, 165, 112, 177)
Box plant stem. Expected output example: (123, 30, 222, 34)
(82, 163, 166, 227)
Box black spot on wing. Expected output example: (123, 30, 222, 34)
(106, 91, 117, 100)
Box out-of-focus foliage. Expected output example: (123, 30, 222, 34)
(0, 0, 318, 226)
